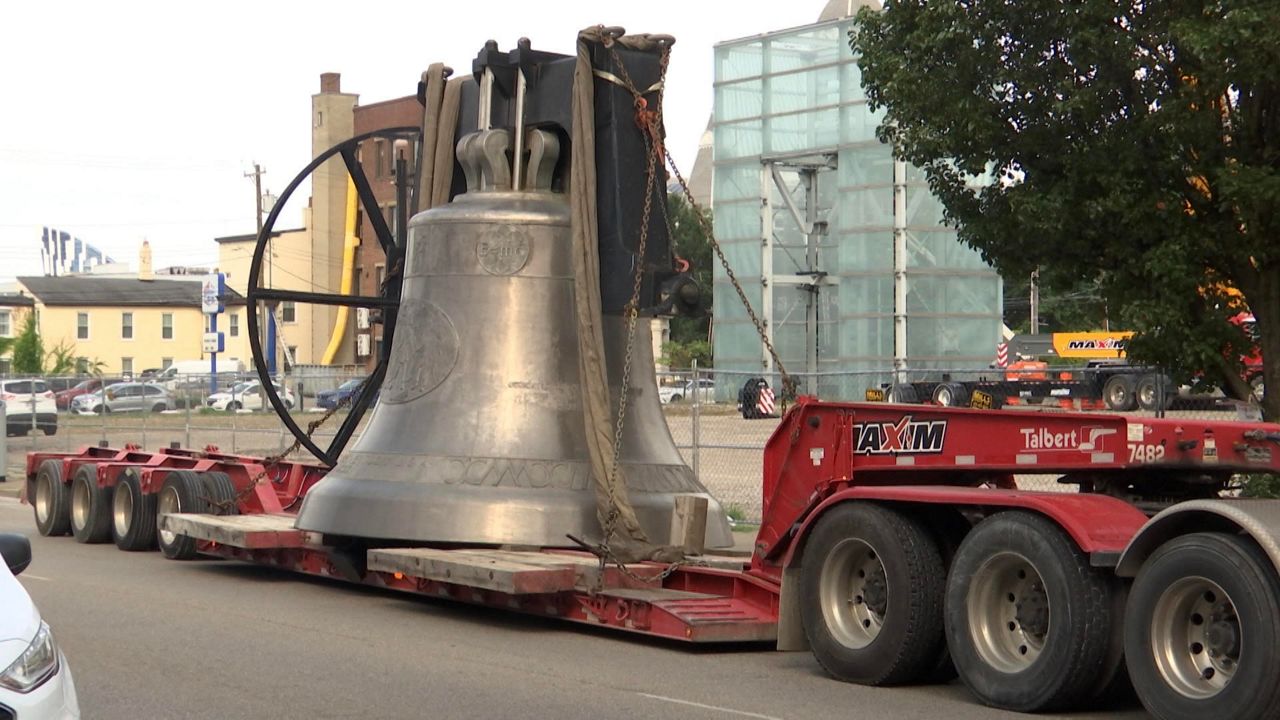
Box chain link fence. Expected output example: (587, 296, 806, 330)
(4, 365, 1266, 524)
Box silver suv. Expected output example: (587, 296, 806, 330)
(71, 382, 173, 414)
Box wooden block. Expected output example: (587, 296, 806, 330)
(669, 495, 708, 555)
(158, 513, 305, 549)
(366, 548, 578, 595)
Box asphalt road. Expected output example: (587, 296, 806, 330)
(0, 497, 1149, 720)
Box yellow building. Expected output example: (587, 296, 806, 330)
(0, 294, 35, 374)
(215, 225, 316, 368)
(10, 276, 245, 376)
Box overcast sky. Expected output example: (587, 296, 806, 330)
(0, 0, 834, 284)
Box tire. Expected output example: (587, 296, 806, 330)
(800, 503, 946, 685)
(945, 511, 1119, 712)
(42, 424, 56, 436)
(1124, 533, 1280, 720)
(200, 471, 239, 516)
(151, 403, 166, 413)
(156, 470, 209, 560)
(670, 394, 683, 403)
(1136, 374, 1175, 411)
(226, 401, 241, 412)
(112, 467, 157, 551)
(931, 382, 970, 407)
(1103, 375, 1137, 411)
(887, 384, 919, 404)
(32, 459, 71, 537)
(69, 465, 112, 544)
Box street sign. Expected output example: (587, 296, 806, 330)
(203, 331, 224, 354)
(202, 273, 226, 314)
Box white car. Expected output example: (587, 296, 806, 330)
(207, 380, 296, 411)
(659, 378, 716, 404)
(1, 380, 58, 436)
(0, 534, 80, 718)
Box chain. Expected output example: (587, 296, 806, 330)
(203, 374, 373, 514)
(663, 148, 797, 401)
(570, 39, 691, 588)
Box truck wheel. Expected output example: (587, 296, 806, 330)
(945, 511, 1118, 712)
(1136, 375, 1175, 411)
(157, 470, 209, 560)
(931, 382, 969, 407)
(800, 502, 945, 685)
(887, 384, 919, 404)
(1103, 375, 1137, 411)
(69, 465, 112, 544)
(1124, 533, 1280, 720)
(32, 460, 71, 537)
(200, 471, 239, 516)
(112, 467, 157, 551)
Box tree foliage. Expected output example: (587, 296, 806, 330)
(661, 339, 712, 370)
(666, 193, 714, 347)
(11, 313, 44, 374)
(853, 1, 1280, 417)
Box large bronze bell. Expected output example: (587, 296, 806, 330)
(294, 127, 733, 549)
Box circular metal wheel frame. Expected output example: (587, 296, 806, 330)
(156, 484, 182, 549)
(1150, 576, 1239, 699)
(246, 127, 421, 467)
(71, 476, 92, 534)
(112, 479, 135, 540)
(967, 551, 1050, 673)
(819, 537, 889, 650)
(34, 473, 56, 529)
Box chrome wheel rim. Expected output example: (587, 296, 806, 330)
(113, 480, 134, 538)
(71, 476, 90, 532)
(1139, 383, 1155, 408)
(1108, 384, 1129, 408)
(819, 538, 887, 649)
(937, 387, 954, 406)
(157, 485, 181, 546)
(35, 474, 52, 525)
(1151, 576, 1238, 698)
(967, 552, 1048, 672)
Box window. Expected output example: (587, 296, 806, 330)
(228, 312, 239, 337)
(382, 202, 398, 238)
(77, 312, 89, 340)
(161, 313, 173, 340)
(375, 264, 386, 291)
(0, 310, 9, 336)
(285, 346, 297, 372)
(282, 301, 296, 323)
(121, 312, 133, 340)
(121, 357, 133, 376)
(375, 140, 387, 177)
(162, 357, 173, 369)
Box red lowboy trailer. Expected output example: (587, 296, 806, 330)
(23, 398, 1280, 720)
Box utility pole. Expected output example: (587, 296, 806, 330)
(1030, 268, 1041, 335)
(245, 163, 274, 376)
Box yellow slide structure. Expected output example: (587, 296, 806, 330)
(321, 176, 360, 364)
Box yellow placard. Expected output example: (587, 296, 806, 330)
(1051, 332, 1133, 359)
(865, 388, 886, 402)
(970, 390, 994, 409)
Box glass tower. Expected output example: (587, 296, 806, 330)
(710, 18, 1002, 391)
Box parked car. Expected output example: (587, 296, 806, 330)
(54, 377, 121, 410)
(207, 380, 295, 411)
(1, 379, 57, 436)
(316, 378, 378, 410)
(658, 378, 716, 404)
(0, 534, 80, 718)
(69, 383, 172, 414)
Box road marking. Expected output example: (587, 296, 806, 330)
(636, 692, 783, 720)
(20, 574, 51, 582)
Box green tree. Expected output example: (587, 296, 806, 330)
(667, 193, 714, 347)
(853, 1, 1280, 417)
(11, 313, 44, 374)
(660, 339, 712, 370)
